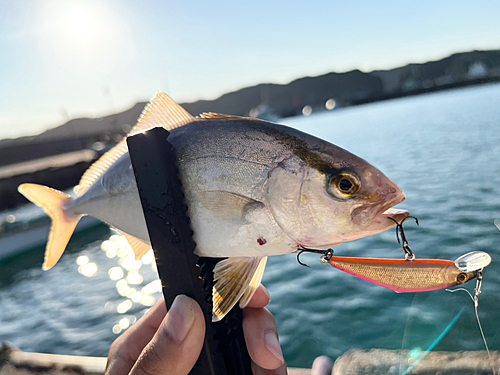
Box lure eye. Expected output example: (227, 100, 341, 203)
(328, 172, 361, 199)
(457, 273, 468, 283)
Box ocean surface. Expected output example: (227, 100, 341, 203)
(1, 83, 500, 370)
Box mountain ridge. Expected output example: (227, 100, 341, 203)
(2, 48, 500, 149)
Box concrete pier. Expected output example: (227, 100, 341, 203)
(2, 344, 499, 374)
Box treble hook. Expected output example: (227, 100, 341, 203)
(296, 247, 334, 267)
(388, 216, 419, 261)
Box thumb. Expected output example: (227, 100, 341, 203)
(129, 295, 206, 375)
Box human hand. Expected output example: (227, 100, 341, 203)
(105, 285, 288, 374)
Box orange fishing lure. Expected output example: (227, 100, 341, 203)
(327, 256, 476, 293)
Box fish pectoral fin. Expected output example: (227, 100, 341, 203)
(197, 191, 264, 223)
(122, 232, 152, 259)
(213, 256, 268, 322)
(77, 92, 193, 196)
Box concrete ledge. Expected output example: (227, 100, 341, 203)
(332, 349, 500, 374)
(0, 345, 310, 374)
(4, 345, 498, 374)
(0, 344, 105, 375)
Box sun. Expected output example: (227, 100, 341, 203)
(65, 8, 95, 37)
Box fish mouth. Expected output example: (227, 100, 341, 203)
(380, 207, 410, 224)
(373, 192, 410, 229)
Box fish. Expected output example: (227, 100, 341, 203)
(327, 256, 477, 292)
(18, 92, 409, 320)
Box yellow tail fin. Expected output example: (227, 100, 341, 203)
(18, 184, 81, 270)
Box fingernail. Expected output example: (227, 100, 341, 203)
(165, 295, 195, 343)
(312, 355, 334, 375)
(261, 285, 272, 303)
(264, 330, 284, 364)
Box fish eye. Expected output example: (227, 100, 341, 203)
(327, 172, 361, 199)
(457, 273, 468, 283)
(339, 178, 353, 191)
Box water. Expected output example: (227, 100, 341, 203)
(1, 83, 500, 369)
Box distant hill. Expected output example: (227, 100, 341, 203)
(2, 49, 500, 157)
(182, 49, 500, 117)
(181, 69, 383, 118)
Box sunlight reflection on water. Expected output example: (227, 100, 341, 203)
(75, 231, 161, 335)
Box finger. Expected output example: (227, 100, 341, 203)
(105, 298, 167, 375)
(243, 307, 284, 370)
(251, 360, 288, 375)
(246, 284, 272, 309)
(129, 295, 205, 375)
(311, 356, 333, 375)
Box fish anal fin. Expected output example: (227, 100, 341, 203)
(197, 191, 263, 223)
(77, 92, 194, 196)
(239, 256, 268, 308)
(122, 232, 152, 260)
(212, 256, 267, 322)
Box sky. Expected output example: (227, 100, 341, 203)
(1, 0, 499, 140)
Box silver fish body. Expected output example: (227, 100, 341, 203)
(18, 93, 409, 321)
(65, 118, 407, 258)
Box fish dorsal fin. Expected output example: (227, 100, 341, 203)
(199, 112, 242, 120)
(136, 92, 194, 133)
(77, 92, 193, 195)
(122, 232, 152, 260)
(197, 191, 264, 223)
(212, 256, 267, 322)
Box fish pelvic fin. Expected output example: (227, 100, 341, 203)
(76, 92, 194, 196)
(212, 256, 267, 322)
(18, 184, 81, 270)
(239, 256, 268, 308)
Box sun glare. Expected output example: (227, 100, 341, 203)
(41, 2, 125, 75)
(65, 8, 95, 37)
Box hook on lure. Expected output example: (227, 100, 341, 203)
(297, 215, 420, 267)
(297, 215, 420, 266)
(388, 215, 419, 261)
(296, 247, 334, 267)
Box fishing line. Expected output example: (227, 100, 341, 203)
(401, 307, 466, 375)
(445, 287, 495, 374)
(399, 293, 418, 375)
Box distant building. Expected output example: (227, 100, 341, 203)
(468, 61, 488, 79)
